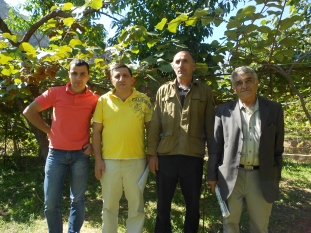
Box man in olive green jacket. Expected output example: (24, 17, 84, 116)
(147, 51, 215, 233)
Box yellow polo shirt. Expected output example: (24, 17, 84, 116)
(93, 88, 153, 159)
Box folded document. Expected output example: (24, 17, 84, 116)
(138, 166, 149, 192)
(215, 185, 230, 218)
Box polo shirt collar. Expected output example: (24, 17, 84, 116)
(66, 82, 89, 94)
(110, 87, 138, 98)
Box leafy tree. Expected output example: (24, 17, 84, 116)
(150, 0, 311, 123)
(1, 0, 310, 159)
(0, 0, 110, 159)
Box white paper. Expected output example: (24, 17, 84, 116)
(215, 185, 230, 218)
(138, 165, 149, 193)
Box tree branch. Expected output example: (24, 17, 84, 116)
(8, 6, 114, 46)
(268, 0, 287, 64)
(266, 64, 311, 124)
(0, 17, 18, 46)
(288, 51, 311, 74)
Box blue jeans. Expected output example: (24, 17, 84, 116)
(44, 148, 90, 233)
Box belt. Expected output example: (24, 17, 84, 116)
(239, 164, 259, 170)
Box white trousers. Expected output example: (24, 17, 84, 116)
(223, 169, 273, 233)
(100, 158, 146, 233)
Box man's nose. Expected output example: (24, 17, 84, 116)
(118, 76, 124, 81)
(75, 74, 83, 79)
(241, 81, 248, 88)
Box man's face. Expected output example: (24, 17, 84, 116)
(172, 51, 195, 81)
(232, 72, 258, 101)
(110, 67, 135, 92)
(68, 65, 90, 94)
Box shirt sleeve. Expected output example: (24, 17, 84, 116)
(92, 95, 104, 124)
(35, 88, 55, 110)
(144, 95, 154, 122)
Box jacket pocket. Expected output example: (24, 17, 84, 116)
(157, 130, 175, 154)
(189, 130, 206, 155)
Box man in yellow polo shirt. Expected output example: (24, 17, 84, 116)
(92, 63, 153, 233)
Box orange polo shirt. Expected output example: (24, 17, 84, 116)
(35, 82, 99, 150)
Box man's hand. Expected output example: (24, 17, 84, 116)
(148, 155, 159, 175)
(95, 160, 105, 180)
(82, 143, 93, 155)
(208, 180, 218, 193)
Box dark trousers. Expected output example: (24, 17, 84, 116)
(155, 155, 203, 233)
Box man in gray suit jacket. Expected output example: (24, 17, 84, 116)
(207, 66, 284, 233)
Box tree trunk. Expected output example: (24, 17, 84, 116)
(15, 96, 49, 160)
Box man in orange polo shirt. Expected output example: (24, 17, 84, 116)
(23, 59, 99, 233)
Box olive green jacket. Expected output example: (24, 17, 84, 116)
(147, 79, 215, 158)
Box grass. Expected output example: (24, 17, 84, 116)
(0, 156, 310, 233)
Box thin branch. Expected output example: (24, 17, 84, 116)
(98, 11, 120, 22)
(288, 51, 311, 74)
(266, 64, 311, 124)
(0, 17, 17, 46)
(268, 0, 287, 64)
(4, 6, 114, 46)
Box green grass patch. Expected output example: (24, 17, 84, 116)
(0, 157, 310, 232)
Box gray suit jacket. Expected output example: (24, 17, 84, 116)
(207, 97, 284, 203)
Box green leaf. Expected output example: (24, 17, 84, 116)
(147, 39, 160, 48)
(69, 39, 83, 47)
(224, 30, 238, 39)
(266, 3, 283, 10)
(19, 42, 36, 54)
(213, 17, 223, 27)
(212, 55, 224, 63)
(274, 52, 284, 62)
(185, 16, 197, 26)
(279, 38, 298, 46)
(1, 66, 11, 76)
(245, 24, 258, 33)
(201, 16, 213, 26)
(159, 63, 173, 72)
(62, 2, 73, 11)
(257, 26, 271, 33)
(195, 63, 208, 74)
(267, 10, 281, 16)
(240, 6, 256, 16)
(143, 56, 158, 64)
(214, 8, 223, 15)
(0, 54, 13, 65)
(280, 49, 295, 58)
(63, 17, 75, 27)
(279, 18, 295, 30)
(2, 33, 17, 43)
(89, 0, 103, 10)
(227, 20, 240, 29)
(210, 40, 219, 48)
(74, 45, 89, 54)
(58, 45, 72, 53)
(155, 18, 167, 31)
(0, 40, 8, 49)
(167, 14, 188, 33)
(194, 8, 208, 17)
(226, 41, 235, 48)
(131, 46, 140, 54)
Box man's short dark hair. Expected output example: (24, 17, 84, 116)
(110, 63, 133, 77)
(70, 59, 90, 74)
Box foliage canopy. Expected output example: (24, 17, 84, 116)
(0, 0, 310, 158)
